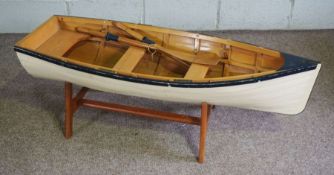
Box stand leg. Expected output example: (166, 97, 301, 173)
(198, 102, 208, 163)
(64, 82, 73, 139)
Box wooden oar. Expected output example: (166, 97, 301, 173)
(113, 22, 155, 44)
(76, 27, 221, 66)
(113, 23, 224, 65)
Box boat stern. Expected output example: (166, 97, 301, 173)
(278, 53, 321, 114)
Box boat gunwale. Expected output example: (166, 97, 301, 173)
(14, 46, 319, 88)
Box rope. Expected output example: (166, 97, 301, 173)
(146, 45, 157, 61)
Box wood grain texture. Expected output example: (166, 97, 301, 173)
(113, 46, 146, 72)
(185, 64, 209, 79)
(37, 30, 89, 56)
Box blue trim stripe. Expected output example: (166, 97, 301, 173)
(280, 53, 319, 71)
(14, 46, 319, 88)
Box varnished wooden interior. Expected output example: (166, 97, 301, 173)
(16, 15, 285, 82)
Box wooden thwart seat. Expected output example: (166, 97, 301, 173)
(37, 30, 89, 56)
(113, 46, 146, 73)
(185, 63, 209, 79)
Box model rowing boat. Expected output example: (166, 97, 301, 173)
(14, 15, 321, 114)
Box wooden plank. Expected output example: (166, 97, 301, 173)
(113, 46, 146, 72)
(230, 47, 256, 65)
(37, 30, 89, 56)
(185, 64, 209, 79)
(229, 60, 272, 72)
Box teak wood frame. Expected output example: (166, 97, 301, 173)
(64, 82, 212, 163)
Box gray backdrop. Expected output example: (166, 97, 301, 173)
(1, 0, 334, 33)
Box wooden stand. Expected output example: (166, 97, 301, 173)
(64, 82, 211, 163)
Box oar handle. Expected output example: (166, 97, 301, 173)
(114, 22, 144, 40)
(76, 27, 152, 49)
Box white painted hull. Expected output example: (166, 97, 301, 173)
(16, 52, 321, 115)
